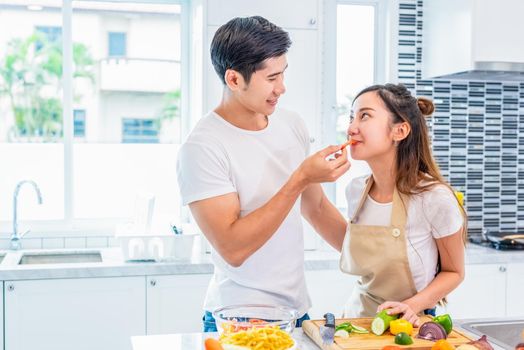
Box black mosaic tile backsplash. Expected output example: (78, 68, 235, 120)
(398, 0, 524, 236)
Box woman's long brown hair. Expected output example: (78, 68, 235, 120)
(353, 83, 468, 243)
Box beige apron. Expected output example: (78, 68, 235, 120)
(340, 176, 418, 317)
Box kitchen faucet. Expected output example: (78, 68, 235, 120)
(11, 180, 43, 250)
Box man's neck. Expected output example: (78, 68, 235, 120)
(214, 92, 268, 131)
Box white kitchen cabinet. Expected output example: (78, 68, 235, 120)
(146, 274, 212, 334)
(443, 264, 507, 319)
(305, 269, 358, 319)
(423, 0, 524, 78)
(506, 263, 524, 317)
(1, 282, 3, 350)
(4, 276, 146, 350)
(206, 0, 318, 29)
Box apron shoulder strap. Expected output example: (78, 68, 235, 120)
(391, 187, 410, 229)
(350, 175, 374, 223)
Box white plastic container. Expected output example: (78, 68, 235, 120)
(116, 233, 175, 261)
(172, 234, 198, 260)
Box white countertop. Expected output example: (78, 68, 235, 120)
(0, 244, 522, 281)
(130, 323, 505, 350)
(131, 329, 324, 350)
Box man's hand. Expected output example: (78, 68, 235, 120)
(295, 145, 351, 185)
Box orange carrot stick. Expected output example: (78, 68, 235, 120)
(340, 139, 357, 150)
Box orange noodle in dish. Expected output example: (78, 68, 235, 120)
(219, 326, 295, 350)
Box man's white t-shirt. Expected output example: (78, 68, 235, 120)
(177, 109, 311, 316)
(345, 175, 464, 292)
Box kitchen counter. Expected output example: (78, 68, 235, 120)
(0, 243, 522, 281)
(130, 321, 507, 350)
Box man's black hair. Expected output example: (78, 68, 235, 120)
(210, 16, 291, 85)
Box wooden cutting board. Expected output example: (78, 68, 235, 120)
(302, 316, 473, 350)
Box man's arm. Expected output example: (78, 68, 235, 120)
(189, 145, 350, 267)
(301, 183, 347, 252)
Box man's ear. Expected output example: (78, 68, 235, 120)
(393, 121, 411, 142)
(224, 69, 245, 91)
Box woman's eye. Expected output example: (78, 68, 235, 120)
(361, 112, 370, 120)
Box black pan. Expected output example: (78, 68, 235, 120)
(485, 232, 524, 246)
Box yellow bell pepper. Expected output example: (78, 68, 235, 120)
(389, 319, 413, 335)
(454, 191, 464, 206)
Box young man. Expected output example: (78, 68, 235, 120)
(177, 16, 349, 332)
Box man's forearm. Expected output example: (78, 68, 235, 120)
(219, 171, 309, 266)
(301, 184, 347, 251)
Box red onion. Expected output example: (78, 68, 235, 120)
(416, 322, 448, 341)
(465, 335, 494, 350)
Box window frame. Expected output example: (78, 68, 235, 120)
(0, 0, 190, 236)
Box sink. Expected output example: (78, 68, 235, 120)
(461, 319, 524, 349)
(18, 251, 103, 265)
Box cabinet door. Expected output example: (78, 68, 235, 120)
(146, 274, 211, 334)
(506, 263, 524, 317)
(5, 277, 146, 350)
(305, 270, 358, 319)
(443, 264, 506, 319)
(206, 0, 318, 29)
(1, 282, 3, 350)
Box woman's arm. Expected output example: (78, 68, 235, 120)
(378, 229, 465, 325)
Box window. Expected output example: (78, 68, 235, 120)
(72, 1, 184, 227)
(0, 0, 187, 234)
(35, 25, 62, 51)
(0, 1, 65, 224)
(331, 1, 384, 209)
(74, 109, 86, 138)
(108, 32, 126, 57)
(122, 118, 158, 143)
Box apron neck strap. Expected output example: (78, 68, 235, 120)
(350, 175, 409, 228)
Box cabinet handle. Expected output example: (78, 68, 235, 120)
(499, 266, 506, 272)
(150, 279, 157, 287)
(7, 284, 14, 292)
(309, 137, 315, 143)
(309, 18, 316, 25)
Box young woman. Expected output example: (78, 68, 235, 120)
(339, 84, 466, 326)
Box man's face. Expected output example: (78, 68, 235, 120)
(235, 55, 288, 116)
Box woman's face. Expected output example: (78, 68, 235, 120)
(347, 91, 396, 161)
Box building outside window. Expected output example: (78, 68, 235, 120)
(35, 25, 62, 51)
(122, 118, 158, 143)
(108, 32, 126, 57)
(73, 109, 86, 138)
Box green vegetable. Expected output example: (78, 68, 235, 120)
(350, 324, 369, 334)
(335, 322, 353, 333)
(335, 321, 369, 335)
(394, 332, 414, 345)
(371, 310, 399, 336)
(433, 314, 453, 335)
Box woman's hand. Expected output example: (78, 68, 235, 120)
(377, 301, 420, 327)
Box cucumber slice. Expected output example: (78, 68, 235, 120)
(334, 329, 350, 338)
(371, 310, 399, 335)
(350, 324, 369, 334)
